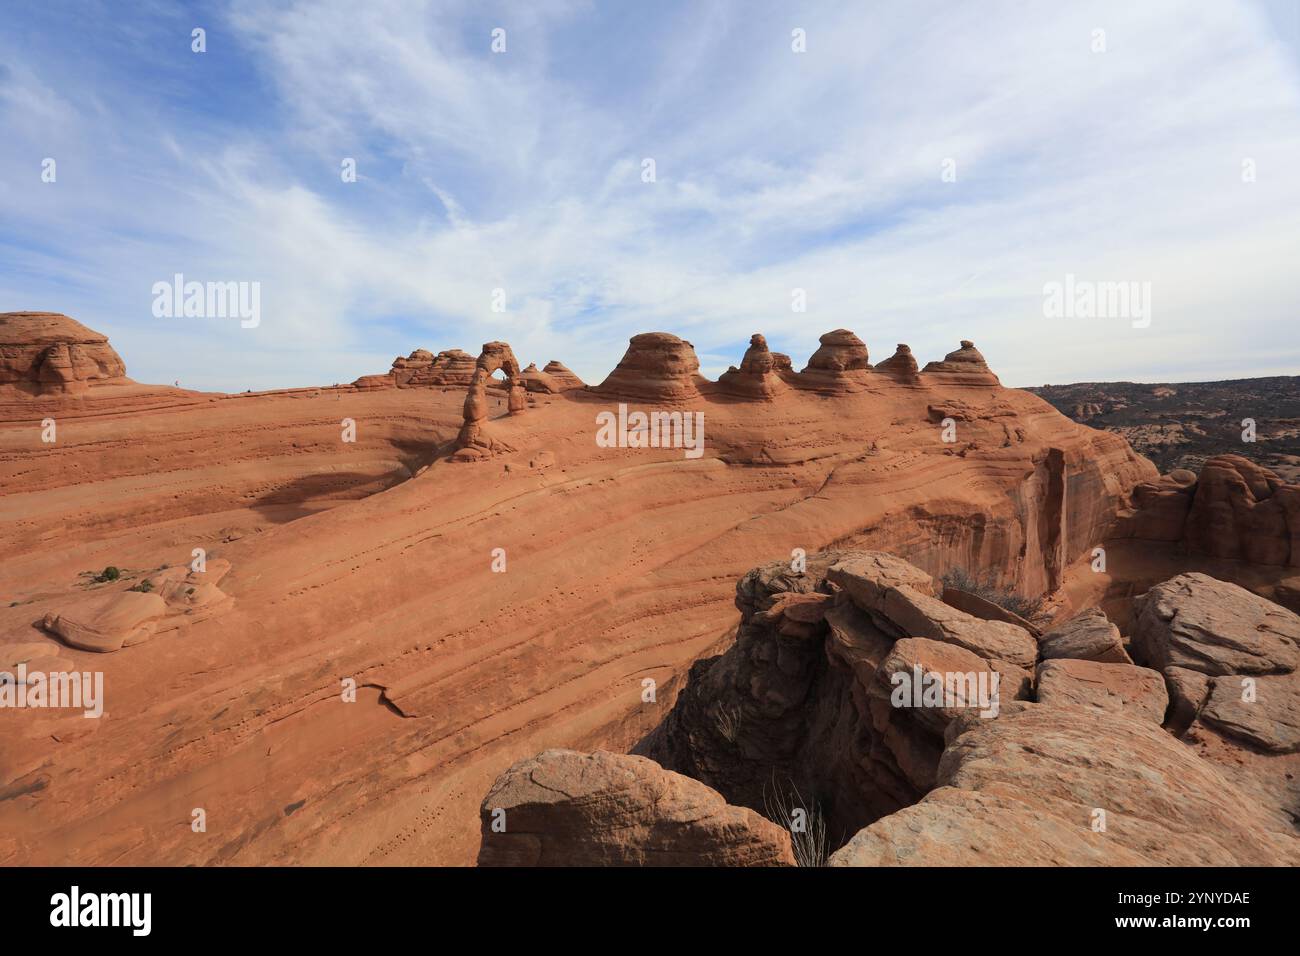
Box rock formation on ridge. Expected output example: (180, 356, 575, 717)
(717, 333, 789, 400)
(922, 340, 1001, 386)
(795, 328, 873, 393)
(0, 312, 128, 396)
(874, 343, 922, 384)
(540, 360, 585, 391)
(594, 332, 708, 402)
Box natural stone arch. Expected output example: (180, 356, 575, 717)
(453, 341, 525, 460)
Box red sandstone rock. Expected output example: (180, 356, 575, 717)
(795, 329, 872, 392)
(1039, 608, 1131, 664)
(453, 341, 525, 459)
(540, 360, 585, 391)
(41, 590, 168, 653)
(1199, 674, 1300, 753)
(717, 334, 789, 400)
(1112, 468, 1197, 541)
(1185, 455, 1296, 566)
(0, 312, 128, 396)
(1036, 658, 1168, 723)
(1162, 665, 1213, 736)
(350, 374, 396, 391)
(874, 343, 921, 384)
(641, 551, 1024, 841)
(476, 749, 794, 866)
(393, 348, 477, 387)
(870, 637, 1005, 790)
(830, 703, 1298, 866)
(1133, 572, 1300, 675)
(875, 585, 1039, 668)
(595, 332, 707, 402)
(0, 313, 1165, 866)
(941, 587, 1042, 637)
(518, 363, 557, 393)
(922, 340, 1000, 386)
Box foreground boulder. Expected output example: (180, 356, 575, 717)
(476, 750, 794, 866)
(634, 551, 1300, 867)
(1036, 658, 1168, 724)
(1039, 608, 1131, 664)
(830, 704, 1298, 866)
(1133, 572, 1300, 675)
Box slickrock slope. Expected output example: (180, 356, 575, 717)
(476, 749, 794, 866)
(2, 314, 1157, 866)
(1, 312, 128, 397)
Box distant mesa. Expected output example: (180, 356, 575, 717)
(595, 332, 709, 403)
(921, 339, 1000, 386)
(0, 311, 129, 396)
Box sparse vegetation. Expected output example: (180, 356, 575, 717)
(713, 701, 743, 744)
(128, 579, 154, 593)
(92, 566, 121, 583)
(941, 567, 1044, 620)
(763, 777, 831, 868)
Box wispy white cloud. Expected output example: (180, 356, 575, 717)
(0, 0, 1297, 391)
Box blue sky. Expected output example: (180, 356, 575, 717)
(2, 0, 1299, 390)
